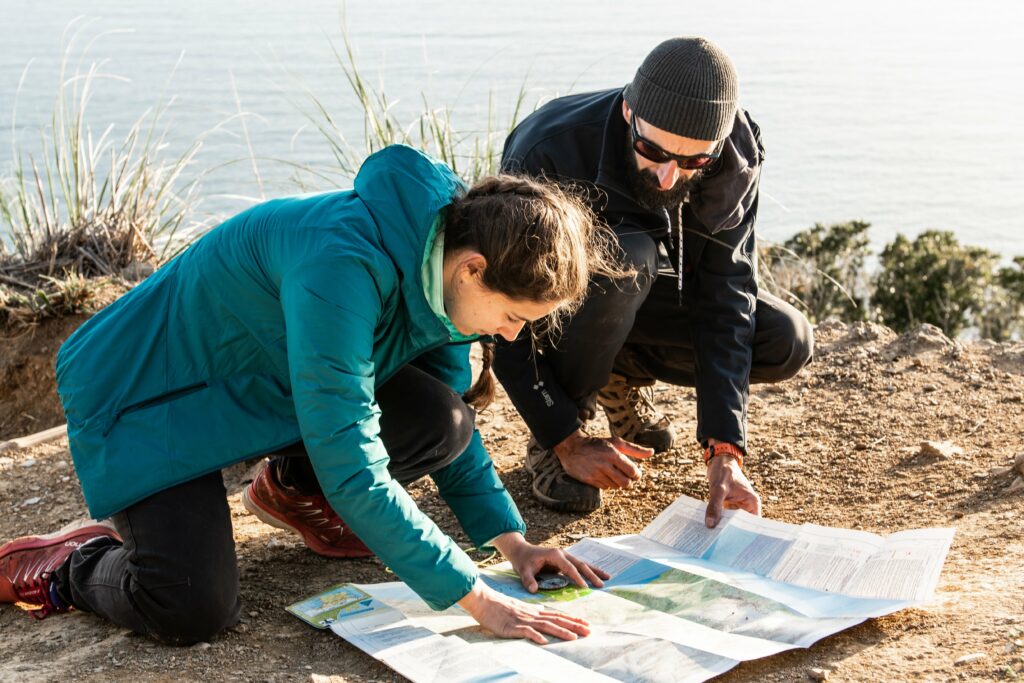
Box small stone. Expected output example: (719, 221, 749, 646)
(1007, 477, 1024, 495)
(922, 384, 939, 393)
(808, 668, 830, 681)
(22, 497, 41, 506)
(954, 652, 987, 665)
(249, 610, 259, 618)
(267, 537, 286, 549)
(918, 441, 964, 459)
(21, 459, 37, 468)
(992, 466, 1014, 477)
(192, 641, 211, 650)
(908, 491, 924, 499)
(567, 533, 587, 541)
(55, 460, 68, 469)
(777, 459, 805, 469)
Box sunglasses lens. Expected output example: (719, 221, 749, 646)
(678, 156, 716, 170)
(633, 139, 671, 164)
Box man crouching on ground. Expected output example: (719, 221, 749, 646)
(495, 37, 814, 527)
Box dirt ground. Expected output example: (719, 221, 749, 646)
(1, 317, 1022, 682)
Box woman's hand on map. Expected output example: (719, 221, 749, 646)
(492, 531, 610, 593)
(704, 452, 761, 528)
(457, 579, 592, 644)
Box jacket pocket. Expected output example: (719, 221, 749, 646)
(103, 381, 209, 436)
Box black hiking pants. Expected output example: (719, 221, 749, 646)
(496, 231, 814, 449)
(54, 364, 474, 645)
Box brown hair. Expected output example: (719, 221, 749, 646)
(443, 174, 629, 409)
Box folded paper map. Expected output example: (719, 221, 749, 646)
(289, 494, 954, 682)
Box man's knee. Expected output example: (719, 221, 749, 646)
(576, 232, 659, 328)
(784, 311, 814, 377)
(754, 303, 814, 383)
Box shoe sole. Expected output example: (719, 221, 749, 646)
(530, 481, 601, 514)
(635, 431, 675, 454)
(524, 447, 601, 513)
(240, 486, 373, 559)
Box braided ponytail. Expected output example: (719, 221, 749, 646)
(444, 174, 631, 409)
(464, 341, 496, 410)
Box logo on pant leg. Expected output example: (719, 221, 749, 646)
(532, 381, 554, 408)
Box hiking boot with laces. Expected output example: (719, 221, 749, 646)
(597, 373, 676, 453)
(0, 519, 120, 619)
(524, 437, 601, 514)
(242, 462, 374, 559)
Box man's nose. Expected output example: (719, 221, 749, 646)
(656, 162, 679, 190)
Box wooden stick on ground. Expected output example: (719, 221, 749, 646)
(0, 424, 68, 454)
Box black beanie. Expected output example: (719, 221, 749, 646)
(623, 37, 739, 141)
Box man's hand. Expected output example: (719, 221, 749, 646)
(704, 450, 761, 528)
(553, 429, 654, 489)
(492, 532, 609, 593)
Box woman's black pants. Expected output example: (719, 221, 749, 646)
(54, 364, 474, 644)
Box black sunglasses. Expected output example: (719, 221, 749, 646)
(629, 115, 721, 170)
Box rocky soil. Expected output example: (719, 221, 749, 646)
(1, 318, 1022, 682)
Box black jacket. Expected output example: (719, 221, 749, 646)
(497, 88, 765, 451)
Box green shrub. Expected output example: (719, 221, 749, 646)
(872, 230, 998, 337)
(976, 257, 1024, 341)
(763, 220, 871, 323)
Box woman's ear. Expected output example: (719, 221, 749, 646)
(462, 252, 488, 281)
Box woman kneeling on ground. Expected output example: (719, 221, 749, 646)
(0, 145, 619, 645)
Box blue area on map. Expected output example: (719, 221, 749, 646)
(603, 559, 671, 588)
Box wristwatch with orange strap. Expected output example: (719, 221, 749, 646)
(702, 442, 744, 469)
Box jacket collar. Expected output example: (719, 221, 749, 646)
(595, 89, 635, 201)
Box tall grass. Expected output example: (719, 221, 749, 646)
(286, 30, 528, 189)
(0, 22, 207, 328)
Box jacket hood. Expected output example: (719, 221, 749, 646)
(689, 110, 763, 234)
(353, 144, 467, 330)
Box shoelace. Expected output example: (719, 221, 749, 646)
(15, 573, 61, 620)
(625, 384, 661, 424)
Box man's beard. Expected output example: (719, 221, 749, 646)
(623, 138, 704, 211)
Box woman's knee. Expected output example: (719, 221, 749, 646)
(136, 579, 241, 645)
(385, 387, 474, 483)
(594, 232, 659, 305)
(420, 392, 474, 468)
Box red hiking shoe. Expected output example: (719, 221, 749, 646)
(0, 519, 120, 619)
(242, 463, 374, 559)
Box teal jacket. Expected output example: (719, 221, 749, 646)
(56, 145, 527, 610)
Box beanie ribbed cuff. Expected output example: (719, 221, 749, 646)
(625, 74, 736, 141)
(624, 36, 739, 141)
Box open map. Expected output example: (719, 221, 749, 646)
(289, 494, 954, 682)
